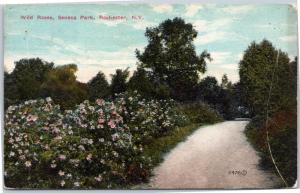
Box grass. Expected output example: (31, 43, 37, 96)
(142, 123, 202, 169)
(244, 110, 297, 188)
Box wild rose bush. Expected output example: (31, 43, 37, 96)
(4, 94, 187, 189)
(115, 92, 189, 144)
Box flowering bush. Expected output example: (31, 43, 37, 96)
(115, 92, 189, 144)
(4, 94, 187, 189)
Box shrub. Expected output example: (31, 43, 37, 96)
(114, 92, 189, 145)
(176, 102, 223, 124)
(4, 98, 150, 188)
(245, 109, 297, 187)
(4, 93, 188, 188)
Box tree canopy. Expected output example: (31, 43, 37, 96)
(136, 17, 211, 101)
(40, 64, 87, 109)
(239, 39, 295, 117)
(87, 71, 110, 100)
(110, 68, 129, 95)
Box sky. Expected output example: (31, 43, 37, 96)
(4, 3, 298, 83)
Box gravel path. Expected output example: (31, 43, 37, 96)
(150, 121, 279, 189)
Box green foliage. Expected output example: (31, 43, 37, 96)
(5, 92, 196, 188)
(142, 123, 200, 168)
(4, 58, 54, 106)
(128, 68, 172, 100)
(221, 74, 232, 89)
(127, 68, 155, 98)
(87, 71, 110, 100)
(239, 39, 296, 117)
(196, 77, 247, 120)
(241, 40, 297, 187)
(114, 91, 189, 145)
(176, 102, 223, 124)
(245, 110, 297, 187)
(40, 64, 88, 110)
(110, 69, 129, 95)
(136, 17, 211, 101)
(197, 76, 220, 107)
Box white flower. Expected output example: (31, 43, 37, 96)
(74, 181, 80, 187)
(50, 163, 57, 168)
(54, 136, 62, 140)
(112, 151, 119, 158)
(60, 180, 65, 187)
(86, 153, 92, 161)
(15, 137, 21, 142)
(25, 161, 31, 167)
(58, 170, 65, 176)
(8, 138, 14, 144)
(19, 155, 25, 160)
(94, 174, 103, 182)
(111, 133, 119, 141)
(9, 151, 15, 157)
(26, 114, 38, 122)
(46, 97, 52, 102)
(59, 154, 66, 160)
(88, 139, 93, 145)
(78, 145, 85, 151)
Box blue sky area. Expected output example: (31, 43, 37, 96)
(4, 3, 298, 83)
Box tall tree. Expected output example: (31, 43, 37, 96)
(136, 17, 211, 101)
(110, 68, 129, 95)
(197, 76, 221, 107)
(128, 68, 154, 98)
(239, 39, 295, 116)
(87, 71, 110, 100)
(128, 67, 171, 99)
(41, 64, 87, 109)
(221, 74, 232, 89)
(7, 58, 54, 101)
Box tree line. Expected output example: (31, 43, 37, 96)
(4, 18, 244, 120)
(4, 17, 297, 121)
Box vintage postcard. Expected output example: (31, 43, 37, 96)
(3, 2, 298, 189)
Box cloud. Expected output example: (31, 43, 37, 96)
(151, 4, 173, 13)
(30, 34, 85, 56)
(75, 65, 136, 83)
(185, 4, 203, 17)
(209, 51, 232, 64)
(4, 57, 16, 73)
(279, 35, 297, 43)
(204, 65, 239, 83)
(193, 18, 232, 33)
(131, 20, 157, 30)
(192, 18, 233, 45)
(195, 31, 227, 45)
(192, 20, 207, 32)
(203, 51, 241, 83)
(217, 63, 238, 70)
(221, 5, 254, 15)
(4, 44, 143, 83)
(237, 52, 244, 61)
(55, 45, 142, 82)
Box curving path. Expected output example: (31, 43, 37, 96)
(150, 121, 279, 189)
